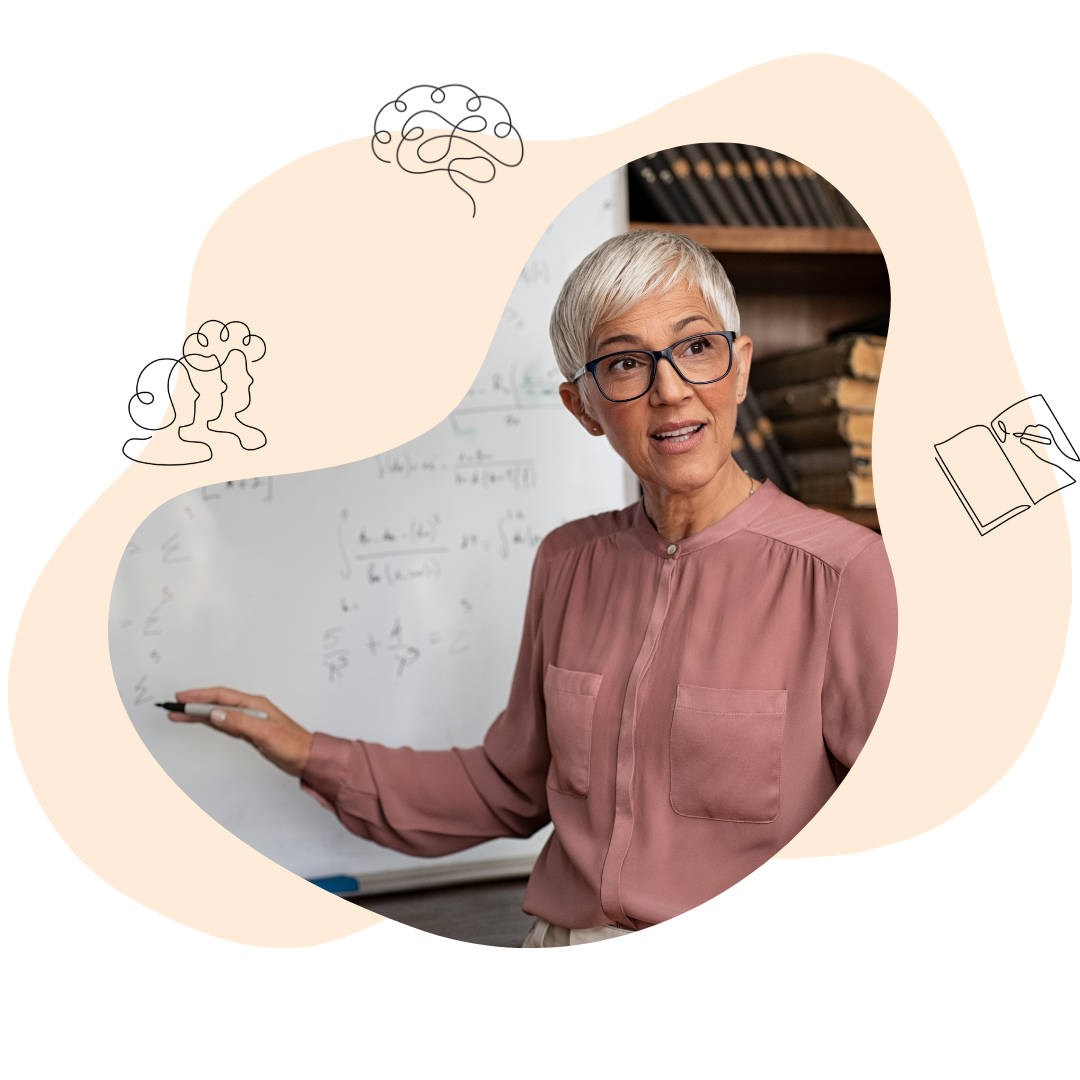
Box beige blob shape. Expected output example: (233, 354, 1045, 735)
(10, 54, 1070, 946)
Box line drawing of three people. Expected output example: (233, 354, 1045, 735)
(123, 320, 266, 465)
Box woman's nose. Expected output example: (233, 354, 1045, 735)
(651, 357, 693, 403)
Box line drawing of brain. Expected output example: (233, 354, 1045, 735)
(372, 84, 523, 217)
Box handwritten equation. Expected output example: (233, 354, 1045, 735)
(319, 602, 475, 683)
(372, 446, 539, 491)
(201, 476, 274, 502)
(115, 532, 197, 707)
(335, 501, 541, 587)
(451, 363, 563, 417)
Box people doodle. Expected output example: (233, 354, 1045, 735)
(123, 320, 266, 466)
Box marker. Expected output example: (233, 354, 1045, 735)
(156, 702, 269, 720)
(1013, 431, 1053, 445)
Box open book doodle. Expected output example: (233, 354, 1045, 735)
(935, 394, 1077, 535)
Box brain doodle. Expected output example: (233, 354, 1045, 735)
(372, 84, 523, 217)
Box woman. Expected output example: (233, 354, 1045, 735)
(172, 230, 898, 946)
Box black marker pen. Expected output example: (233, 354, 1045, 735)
(156, 701, 269, 720)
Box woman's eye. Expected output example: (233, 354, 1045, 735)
(610, 355, 642, 372)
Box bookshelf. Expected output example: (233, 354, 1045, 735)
(626, 145, 890, 530)
(627, 220, 889, 362)
(629, 219, 889, 531)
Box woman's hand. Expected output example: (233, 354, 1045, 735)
(170, 687, 314, 777)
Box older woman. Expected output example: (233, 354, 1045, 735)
(173, 230, 897, 946)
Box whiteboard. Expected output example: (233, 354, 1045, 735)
(109, 172, 631, 884)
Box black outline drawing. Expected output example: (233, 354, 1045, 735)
(122, 320, 266, 465)
(371, 84, 523, 218)
(935, 394, 1077, 535)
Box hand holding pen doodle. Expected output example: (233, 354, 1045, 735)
(1008, 422, 1080, 473)
(935, 394, 1077, 535)
(161, 688, 313, 777)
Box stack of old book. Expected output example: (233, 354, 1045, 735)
(749, 334, 885, 528)
(730, 390, 799, 497)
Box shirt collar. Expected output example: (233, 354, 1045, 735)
(631, 480, 779, 558)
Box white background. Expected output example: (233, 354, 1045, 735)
(2, 2, 1077, 1075)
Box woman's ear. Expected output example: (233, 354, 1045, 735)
(559, 381, 605, 436)
(732, 335, 753, 403)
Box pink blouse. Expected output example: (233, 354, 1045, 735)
(300, 482, 898, 930)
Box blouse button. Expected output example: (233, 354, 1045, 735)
(666, 544, 678, 555)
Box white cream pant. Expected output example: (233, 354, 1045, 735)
(521, 918, 634, 947)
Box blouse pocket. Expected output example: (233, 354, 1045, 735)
(544, 664, 603, 799)
(669, 685, 787, 823)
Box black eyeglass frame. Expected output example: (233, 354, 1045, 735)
(571, 330, 737, 403)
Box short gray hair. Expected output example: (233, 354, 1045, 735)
(549, 229, 740, 382)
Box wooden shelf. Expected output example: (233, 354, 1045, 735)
(629, 222, 881, 256)
(629, 221, 890, 347)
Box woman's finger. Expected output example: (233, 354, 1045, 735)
(175, 686, 268, 710)
(205, 706, 264, 741)
(166, 689, 309, 773)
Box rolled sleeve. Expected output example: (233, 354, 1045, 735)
(299, 731, 361, 810)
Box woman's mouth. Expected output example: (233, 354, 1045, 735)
(650, 422, 706, 454)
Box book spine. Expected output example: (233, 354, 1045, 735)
(819, 175, 868, 228)
(682, 144, 743, 225)
(771, 411, 875, 451)
(782, 158, 830, 227)
(703, 144, 761, 225)
(755, 377, 877, 419)
(741, 144, 798, 226)
(764, 150, 815, 227)
(836, 188, 868, 229)
(734, 403, 774, 483)
(749, 335, 885, 391)
(722, 143, 779, 225)
(743, 389, 799, 494)
(729, 428, 759, 478)
(661, 148, 720, 225)
(737, 400, 791, 491)
(646, 153, 701, 224)
(816, 176, 857, 228)
(787, 446, 873, 479)
(629, 158, 681, 222)
(794, 164, 845, 228)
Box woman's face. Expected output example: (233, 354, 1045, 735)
(559, 282, 753, 502)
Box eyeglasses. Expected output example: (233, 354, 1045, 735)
(572, 331, 736, 403)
